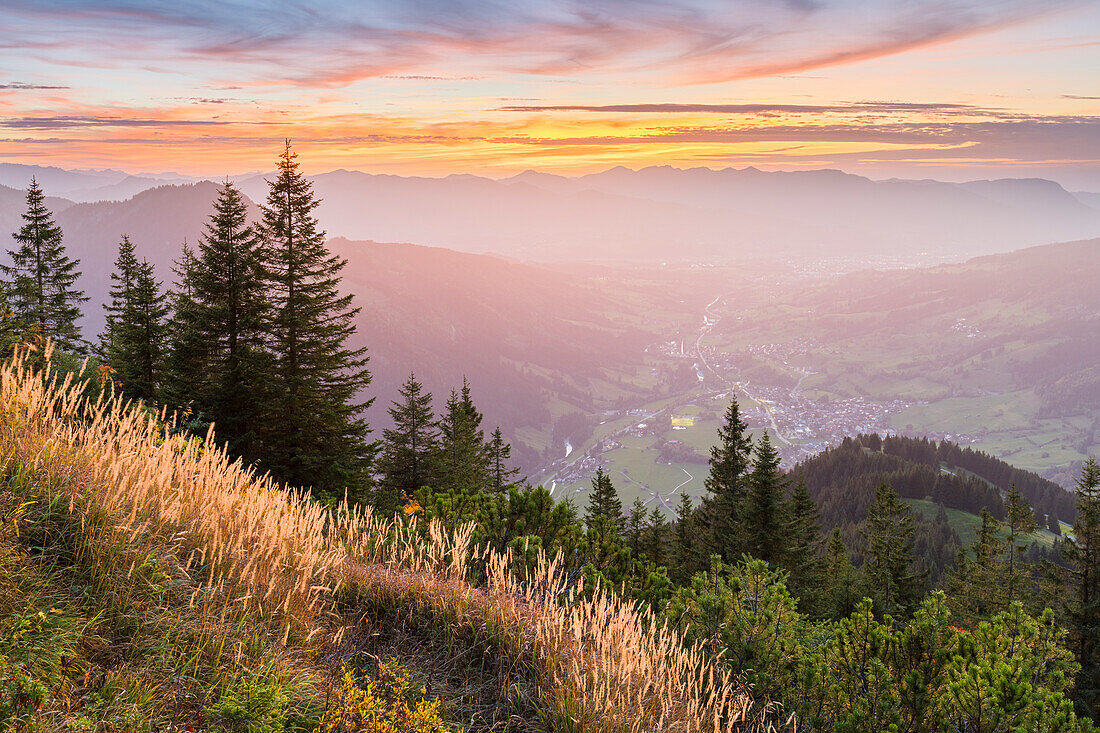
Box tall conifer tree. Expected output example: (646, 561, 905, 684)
(783, 479, 825, 614)
(486, 427, 521, 495)
(3, 179, 86, 352)
(626, 497, 648, 555)
(700, 397, 753, 560)
(673, 491, 701, 581)
(943, 508, 1006, 624)
(178, 181, 271, 460)
(647, 507, 669, 567)
(376, 373, 438, 515)
(742, 431, 787, 564)
(825, 528, 858, 618)
(585, 467, 623, 531)
(121, 259, 168, 401)
(1064, 458, 1100, 710)
(437, 379, 490, 496)
(100, 235, 139, 378)
(1004, 485, 1037, 606)
(859, 482, 925, 618)
(260, 141, 374, 499)
(0, 286, 22, 360)
(165, 241, 209, 416)
(101, 238, 168, 401)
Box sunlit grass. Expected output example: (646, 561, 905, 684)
(0, 344, 780, 732)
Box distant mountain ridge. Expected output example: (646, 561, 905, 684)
(0, 163, 194, 203)
(2, 162, 1098, 262)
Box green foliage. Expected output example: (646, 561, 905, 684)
(377, 373, 439, 516)
(318, 659, 446, 733)
(435, 379, 489, 497)
(742, 431, 787, 565)
(645, 506, 669, 567)
(100, 237, 169, 402)
(942, 508, 1008, 624)
(859, 482, 926, 619)
(0, 461, 328, 733)
(1, 179, 87, 353)
(797, 593, 1092, 732)
(207, 678, 289, 733)
(671, 490, 700, 582)
(584, 467, 623, 533)
(170, 181, 271, 462)
(1064, 458, 1100, 713)
(699, 397, 753, 562)
(1003, 486, 1038, 606)
(938, 604, 1082, 733)
(666, 556, 805, 701)
(0, 653, 49, 731)
(259, 141, 374, 501)
(486, 427, 520, 495)
(783, 479, 826, 616)
(824, 529, 859, 619)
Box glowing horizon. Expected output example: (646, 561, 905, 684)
(2, 1, 1099, 187)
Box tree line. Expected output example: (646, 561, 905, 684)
(389, 392, 1100, 728)
(1, 143, 374, 501)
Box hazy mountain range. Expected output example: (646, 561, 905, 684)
(2, 162, 1099, 265)
(1, 162, 1098, 475)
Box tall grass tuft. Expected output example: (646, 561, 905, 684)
(0, 346, 780, 732)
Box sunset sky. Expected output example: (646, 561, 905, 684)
(1, 0, 1098, 186)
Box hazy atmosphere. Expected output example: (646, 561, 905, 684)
(2, 2, 1100, 731)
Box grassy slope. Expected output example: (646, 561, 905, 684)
(0, 353, 767, 733)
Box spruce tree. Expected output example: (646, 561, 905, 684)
(672, 491, 701, 581)
(585, 467, 623, 531)
(825, 528, 858, 618)
(100, 235, 139, 382)
(943, 508, 1005, 624)
(582, 468, 627, 579)
(647, 506, 669, 567)
(180, 180, 271, 461)
(259, 141, 374, 499)
(626, 497, 648, 555)
(165, 241, 209, 418)
(101, 240, 168, 401)
(1063, 458, 1100, 710)
(859, 482, 926, 618)
(437, 379, 490, 495)
(700, 397, 753, 561)
(3, 179, 87, 352)
(376, 373, 438, 515)
(0, 286, 22, 360)
(1004, 485, 1037, 606)
(122, 259, 168, 401)
(742, 431, 787, 565)
(783, 479, 825, 614)
(486, 427, 520, 494)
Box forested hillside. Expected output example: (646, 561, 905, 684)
(799, 433, 1074, 527)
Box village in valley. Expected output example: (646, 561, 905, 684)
(536, 298, 928, 512)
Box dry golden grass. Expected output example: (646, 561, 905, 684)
(0, 346, 780, 733)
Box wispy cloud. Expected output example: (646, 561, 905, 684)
(0, 115, 237, 129)
(1, 0, 1097, 183)
(0, 81, 70, 89)
(0, 0, 1083, 87)
(492, 117, 1100, 162)
(497, 102, 989, 114)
